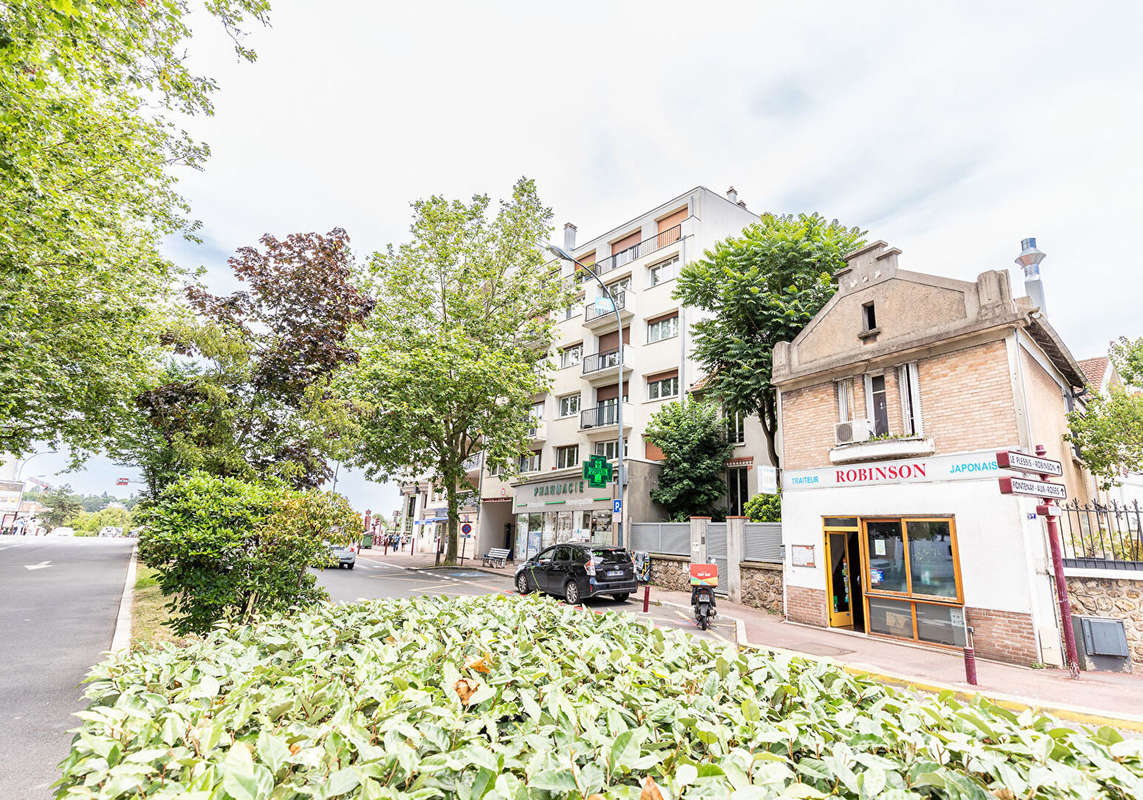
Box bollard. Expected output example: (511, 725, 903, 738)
(642, 584, 650, 613)
(963, 646, 978, 685)
(383, 539, 388, 556)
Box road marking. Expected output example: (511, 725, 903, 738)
(24, 561, 52, 571)
(408, 583, 454, 592)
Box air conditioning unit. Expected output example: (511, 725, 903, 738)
(835, 419, 873, 445)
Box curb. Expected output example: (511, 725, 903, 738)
(110, 544, 137, 655)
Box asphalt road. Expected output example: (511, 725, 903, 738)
(315, 554, 738, 644)
(0, 536, 135, 798)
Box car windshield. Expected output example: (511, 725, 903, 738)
(590, 547, 628, 559)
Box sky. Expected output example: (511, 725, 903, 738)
(32, 1, 1143, 514)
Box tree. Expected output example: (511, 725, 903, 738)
(138, 471, 359, 635)
(347, 178, 572, 564)
(0, 0, 269, 461)
(644, 401, 734, 520)
(113, 230, 374, 494)
(744, 492, 781, 522)
(674, 213, 865, 467)
(1067, 336, 1143, 490)
(40, 485, 82, 529)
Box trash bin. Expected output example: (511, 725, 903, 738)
(362, 533, 373, 549)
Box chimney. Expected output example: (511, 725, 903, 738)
(563, 222, 577, 251)
(726, 186, 738, 205)
(1015, 236, 1047, 314)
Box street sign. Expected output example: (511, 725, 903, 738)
(998, 476, 1067, 500)
(613, 499, 622, 514)
(460, 523, 472, 535)
(583, 455, 613, 489)
(996, 450, 1063, 477)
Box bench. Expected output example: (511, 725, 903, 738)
(482, 547, 511, 568)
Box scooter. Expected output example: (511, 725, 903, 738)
(689, 563, 718, 630)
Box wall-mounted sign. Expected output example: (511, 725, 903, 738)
(783, 451, 1004, 491)
(583, 455, 613, 489)
(791, 544, 815, 567)
(757, 466, 778, 495)
(996, 450, 1063, 477)
(998, 476, 1067, 500)
(0, 480, 22, 513)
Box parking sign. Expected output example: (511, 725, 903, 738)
(613, 499, 622, 514)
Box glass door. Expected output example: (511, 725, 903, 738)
(825, 532, 853, 628)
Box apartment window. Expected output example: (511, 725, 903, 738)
(556, 445, 579, 469)
(897, 362, 923, 435)
(865, 374, 889, 435)
(611, 230, 642, 268)
(563, 294, 584, 321)
(606, 275, 632, 299)
(560, 343, 582, 369)
(647, 373, 679, 401)
(646, 313, 679, 344)
(594, 441, 628, 459)
(862, 302, 877, 332)
(726, 410, 745, 445)
(518, 450, 541, 473)
(836, 378, 856, 423)
(557, 393, 580, 418)
(727, 467, 749, 516)
(648, 255, 679, 287)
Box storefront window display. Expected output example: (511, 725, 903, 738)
(590, 510, 612, 545)
(557, 511, 573, 543)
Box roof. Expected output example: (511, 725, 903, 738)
(1077, 356, 1110, 389)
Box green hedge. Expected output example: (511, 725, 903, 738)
(59, 595, 1143, 799)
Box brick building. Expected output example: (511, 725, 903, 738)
(772, 240, 1094, 667)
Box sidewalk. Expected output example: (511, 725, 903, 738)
(359, 549, 1143, 728)
(358, 547, 517, 578)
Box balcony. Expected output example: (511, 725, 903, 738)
(527, 419, 547, 444)
(584, 290, 635, 330)
(582, 349, 634, 386)
(579, 403, 633, 438)
(593, 225, 682, 277)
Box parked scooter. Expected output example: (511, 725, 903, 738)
(689, 563, 718, 630)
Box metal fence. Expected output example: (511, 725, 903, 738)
(745, 522, 783, 562)
(628, 522, 689, 556)
(1060, 499, 1143, 570)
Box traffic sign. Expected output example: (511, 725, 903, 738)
(583, 455, 613, 488)
(996, 450, 1063, 477)
(613, 499, 622, 514)
(460, 523, 472, 535)
(998, 476, 1067, 500)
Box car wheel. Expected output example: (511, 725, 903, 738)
(516, 572, 531, 594)
(612, 593, 629, 603)
(347, 563, 354, 570)
(564, 579, 580, 605)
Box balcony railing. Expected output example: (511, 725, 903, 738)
(582, 350, 621, 375)
(594, 225, 681, 277)
(584, 290, 628, 323)
(580, 402, 629, 430)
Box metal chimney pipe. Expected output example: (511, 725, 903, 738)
(1015, 237, 1047, 315)
(726, 186, 738, 205)
(563, 223, 577, 251)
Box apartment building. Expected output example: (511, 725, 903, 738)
(773, 239, 1096, 667)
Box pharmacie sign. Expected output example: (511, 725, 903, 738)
(532, 479, 586, 498)
(784, 451, 1003, 491)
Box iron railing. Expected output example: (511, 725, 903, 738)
(1059, 499, 1143, 570)
(584, 290, 628, 323)
(580, 402, 628, 430)
(594, 225, 682, 277)
(582, 350, 621, 375)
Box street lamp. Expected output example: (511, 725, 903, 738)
(10, 452, 57, 530)
(546, 243, 627, 548)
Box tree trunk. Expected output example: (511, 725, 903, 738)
(444, 482, 459, 565)
(760, 399, 780, 469)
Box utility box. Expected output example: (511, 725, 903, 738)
(1070, 615, 1131, 673)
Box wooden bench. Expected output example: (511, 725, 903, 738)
(482, 547, 511, 568)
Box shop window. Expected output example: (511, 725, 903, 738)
(727, 467, 749, 516)
(865, 520, 908, 593)
(865, 374, 889, 435)
(560, 344, 582, 369)
(558, 393, 580, 418)
(904, 520, 957, 599)
(898, 362, 922, 435)
(726, 410, 745, 445)
(556, 444, 579, 469)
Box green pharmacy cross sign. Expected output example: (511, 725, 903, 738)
(582, 455, 613, 489)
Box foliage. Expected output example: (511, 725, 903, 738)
(645, 402, 733, 520)
(40, 484, 82, 528)
(744, 491, 781, 522)
(674, 213, 865, 466)
(1067, 336, 1143, 490)
(0, 0, 269, 461)
(137, 471, 358, 634)
(23, 487, 140, 512)
(348, 178, 572, 563)
(61, 593, 1143, 799)
(69, 505, 134, 536)
(113, 230, 374, 494)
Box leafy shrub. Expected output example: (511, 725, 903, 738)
(61, 595, 1143, 799)
(744, 492, 780, 522)
(138, 471, 359, 635)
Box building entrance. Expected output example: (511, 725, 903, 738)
(823, 518, 864, 630)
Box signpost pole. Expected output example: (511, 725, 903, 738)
(1036, 444, 1080, 679)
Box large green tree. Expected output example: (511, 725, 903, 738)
(1067, 336, 1143, 491)
(347, 178, 572, 563)
(0, 0, 269, 460)
(674, 213, 865, 467)
(645, 401, 733, 520)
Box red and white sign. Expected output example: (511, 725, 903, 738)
(116, 478, 129, 487)
(996, 450, 1063, 477)
(998, 476, 1067, 500)
(783, 451, 1003, 491)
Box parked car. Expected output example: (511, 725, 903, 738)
(48, 526, 75, 537)
(515, 543, 636, 604)
(324, 541, 357, 569)
(98, 526, 123, 538)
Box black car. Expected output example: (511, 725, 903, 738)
(515, 543, 637, 604)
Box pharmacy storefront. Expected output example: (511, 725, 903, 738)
(512, 473, 616, 561)
(782, 449, 1064, 667)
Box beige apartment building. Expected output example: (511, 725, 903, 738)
(399, 186, 775, 560)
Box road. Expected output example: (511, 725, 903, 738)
(315, 553, 738, 644)
(0, 536, 135, 798)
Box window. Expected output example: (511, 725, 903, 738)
(563, 294, 584, 321)
(560, 344, 582, 369)
(558, 393, 580, 418)
(865, 374, 889, 435)
(726, 410, 745, 444)
(898, 362, 922, 435)
(611, 231, 642, 268)
(647, 374, 679, 400)
(518, 450, 541, 472)
(646, 313, 679, 343)
(836, 378, 855, 423)
(727, 467, 749, 516)
(594, 440, 628, 459)
(606, 275, 632, 299)
(648, 255, 679, 287)
(862, 301, 877, 331)
(556, 445, 579, 469)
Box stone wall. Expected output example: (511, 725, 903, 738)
(648, 554, 690, 592)
(741, 561, 783, 613)
(1066, 575, 1143, 673)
